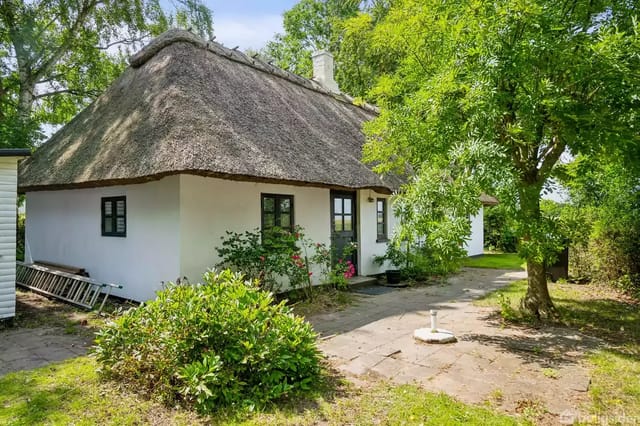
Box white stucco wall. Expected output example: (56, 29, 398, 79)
(178, 175, 331, 285)
(464, 206, 484, 256)
(28, 173, 495, 301)
(357, 190, 397, 275)
(25, 176, 181, 301)
(0, 158, 20, 319)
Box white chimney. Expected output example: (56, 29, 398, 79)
(312, 50, 340, 93)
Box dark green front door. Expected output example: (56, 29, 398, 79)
(330, 191, 357, 273)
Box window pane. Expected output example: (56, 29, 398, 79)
(280, 213, 291, 228)
(264, 213, 275, 229)
(334, 198, 342, 214)
(104, 201, 112, 216)
(104, 218, 113, 233)
(377, 212, 384, 223)
(334, 215, 343, 231)
(263, 197, 274, 212)
(116, 217, 126, 233)
(116, 200, 125, 216)
(279, 198, 291, 213)
(344, 215, 352, 231)
(344, 200, 352, 214)
(377, 223, 384, 236)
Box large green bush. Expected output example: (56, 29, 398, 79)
(93, 270, 322, 412)
(562, 159, 640, 296)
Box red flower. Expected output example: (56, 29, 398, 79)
(308, 272, 313, 276)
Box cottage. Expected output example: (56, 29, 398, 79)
(19, 30, 492, 302)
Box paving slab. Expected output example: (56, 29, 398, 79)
(0, 327, 91, 376)
(310, 267, 598, 419)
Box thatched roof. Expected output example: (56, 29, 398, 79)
(479, 193, 499, 206)
(19, 29, 400, 193)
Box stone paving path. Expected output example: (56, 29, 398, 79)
(0, 327, 91, 376)
(309, 268, 600, 419)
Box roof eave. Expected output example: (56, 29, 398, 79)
(19, 170, 394, 195)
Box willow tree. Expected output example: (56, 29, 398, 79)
(0, 0, 213, 148)
(358, 0, 639, 318)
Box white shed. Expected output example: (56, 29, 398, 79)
(0, 149, 31, 320)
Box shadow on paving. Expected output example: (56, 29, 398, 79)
(462, 315, 604, 368)
(310, 268, 525, 337)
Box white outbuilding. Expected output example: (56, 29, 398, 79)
(0, 149, 31, 320)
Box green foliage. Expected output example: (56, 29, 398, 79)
(0, 0, 213, 148)
(215, 227, 306, 293)
(310, 241, 356, 289)
(483, 205, 517, 253)
(354, 0, 639, 316)
(93, 270, 322, 412)
(16, 212, 24, 261)
(561, 158, 640, 296)
(216, 226, 356, 296)
(262, 0, 393, 98)
(374, 235, 463, 279)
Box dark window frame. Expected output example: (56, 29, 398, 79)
(260, 193, 295, 232)
(101, 196, 127, 237)
(376, 198, 388, 242)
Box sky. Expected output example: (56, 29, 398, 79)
(204, 0, 299, 50)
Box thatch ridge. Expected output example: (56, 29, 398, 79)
(129, 29, 380, 114)
(19, 30, 399, 193)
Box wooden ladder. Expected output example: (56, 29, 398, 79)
(16, 261, 122, 311)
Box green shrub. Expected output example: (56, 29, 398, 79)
(16, 213, 25, 261)
(483, 205, 518, 253)
(93, 270, 322, 413)
(216, 226, 356, 296)
(374, 239, 462, 280)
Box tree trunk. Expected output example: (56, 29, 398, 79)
(518, 181, 557, 320)
(17, 81, 35, 126)
(521, 259, 556, 319)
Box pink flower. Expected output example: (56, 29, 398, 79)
(338, 259, 342, 264)
(308, 272, 313, 276)
(259, 256, 265, 262)
(292, 254, 300, 260)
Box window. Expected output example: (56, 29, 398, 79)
(376, 198, 387, 241)
(333, 195, 354, 232)
(261, 194, 294, 231)
(102, 196, 126, 237)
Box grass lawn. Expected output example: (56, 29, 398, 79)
(475, 279, 640, 419)
(0, 357, 523, 425)
(463, 252, 525, 270)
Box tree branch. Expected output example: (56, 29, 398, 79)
(96, 34, 151, 50)
(34, 87, 100, 100)
(537, 136, 566, 179)
(32, 0, 101, 82)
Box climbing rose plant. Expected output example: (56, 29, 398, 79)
(216, 226, 357, 297)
